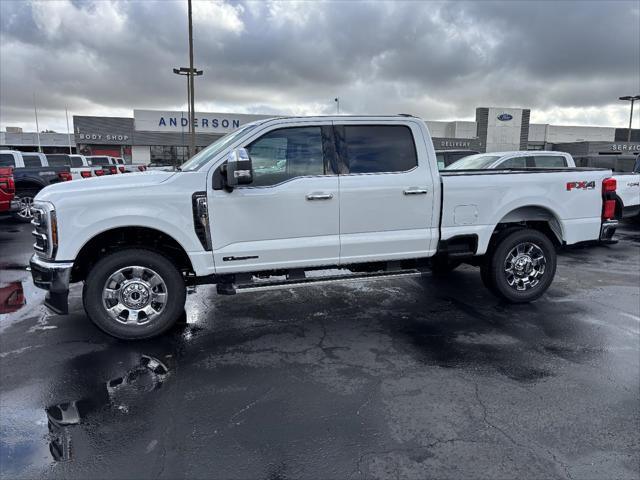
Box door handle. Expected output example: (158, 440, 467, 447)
(403, 188, 428, 195)
(306, 192, 334, 201)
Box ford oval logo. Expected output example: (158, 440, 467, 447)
(497, 113, 513, 121)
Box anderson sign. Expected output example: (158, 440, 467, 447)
(134, 110, 272, 134)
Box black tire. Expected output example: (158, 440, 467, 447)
(12, 188, 40, 223)
(480, 228, 556, 303)
(83, 248, 186, 340)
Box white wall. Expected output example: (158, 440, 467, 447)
(425, 120, 477, 139)
(132, 145, 151, 164)
(425, 121, 449, 137)
(452, 121, 477, 139)
(485, 107, 524, 152)
(528, 124, 548, 142)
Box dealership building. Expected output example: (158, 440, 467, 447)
(2, 106, 638, 168)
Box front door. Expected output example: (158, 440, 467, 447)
(335, 121, 437, 263)
(209, 123, 339, 274)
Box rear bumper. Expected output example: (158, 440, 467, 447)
(29, 254, 73, 314)
(599, 220, 618, 242)
(9, 198, 20, 212)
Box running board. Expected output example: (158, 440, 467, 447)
(218, 270, 422, 295)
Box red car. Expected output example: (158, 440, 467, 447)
(0, 167, 19, 214)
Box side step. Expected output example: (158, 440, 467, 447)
(217, 269, 422, 295)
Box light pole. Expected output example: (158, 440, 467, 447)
(619, 95, 640, 143)
(173, 0, 203, 159)
(173, 67, 203, 159)
(334, 97, 340, 114)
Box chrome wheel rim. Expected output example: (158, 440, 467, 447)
(17, 196, 34, 219)
(503, 242, 546, 291)
(102, 266, 168, 325)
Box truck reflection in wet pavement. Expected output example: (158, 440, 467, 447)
(45, 355, 170, 462)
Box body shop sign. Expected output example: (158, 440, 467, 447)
(134, 110, 272, 134)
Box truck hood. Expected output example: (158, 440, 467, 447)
(35, 171, 176, 203)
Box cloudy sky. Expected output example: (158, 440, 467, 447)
(1, 0, 639, 132)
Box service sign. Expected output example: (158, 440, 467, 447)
(134, 110, 272, 134)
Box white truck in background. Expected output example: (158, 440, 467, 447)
(46, 154, 102, 180)
(447, 151, 640, 220)
(85, 155, 122, 175)
(30, 115, 618, 340)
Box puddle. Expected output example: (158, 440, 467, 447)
(45, 354, 170, 462)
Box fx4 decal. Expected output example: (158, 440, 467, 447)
(566, 180, 596, 191)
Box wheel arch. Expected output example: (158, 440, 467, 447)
(14, 180, 43, 193)
(493, 205, 565, 246)
(70, 226, 194, 283)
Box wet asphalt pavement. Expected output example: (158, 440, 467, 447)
(0, 219, 639, 480)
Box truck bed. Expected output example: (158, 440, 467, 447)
(439, 166, 613, 255)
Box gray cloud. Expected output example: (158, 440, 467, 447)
(1, 0, 638, 132)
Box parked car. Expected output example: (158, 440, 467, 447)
(112, 157, 148, 173)
(85, 156, 121, 175)
(46, 154, 103, 180)
(30, 115, 617, 340)
(0, 167, 19, 214)
(0, 150, 72, 221)
(147, 162, 176, 172)
(435, 149, 479, 169)
(447, 151, 640, 220)
(445, 150, 574, 170)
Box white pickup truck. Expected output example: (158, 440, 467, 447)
(447, 151, 640, 220)
(46, 154, 101, 180)
(29, 116, 618, 339)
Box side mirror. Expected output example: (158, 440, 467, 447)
(224, 148, 253, 189)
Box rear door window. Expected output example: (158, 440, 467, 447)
(88, 156, 110, 166)
(22, 154, 43, 168)
(498, 156, 526, 168)
(0, 154, 14, 167)
(531, 155, 567, 168)
(341, 125, 418, 174)
(46, 155, 69, 166)
(69, 157, 84, 168)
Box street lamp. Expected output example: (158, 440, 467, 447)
(334, 97, 340, 114)
(619, 95, 640, 143)
(172, 0, 203, 159)
(173, 66, 203, 158)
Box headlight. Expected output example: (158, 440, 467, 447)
(31, 202, 58, 260)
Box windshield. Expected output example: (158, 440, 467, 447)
(179, 123, 261, 171)
(445, 154, 502, 170)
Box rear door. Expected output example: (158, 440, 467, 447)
(335, 121, 437, 263)
(209, 121, 340, 273)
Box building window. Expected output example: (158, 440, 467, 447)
(149, 146, 190, 166)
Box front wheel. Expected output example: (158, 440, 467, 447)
(480, 229, 556, 303)
(83, 249, 186, 340)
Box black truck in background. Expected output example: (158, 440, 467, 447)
(0, 150, 72, 222)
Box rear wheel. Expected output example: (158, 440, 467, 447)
(480, 228, 556, 303)
(12, 188, 39, 222)
(83, 249, 186, 340)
